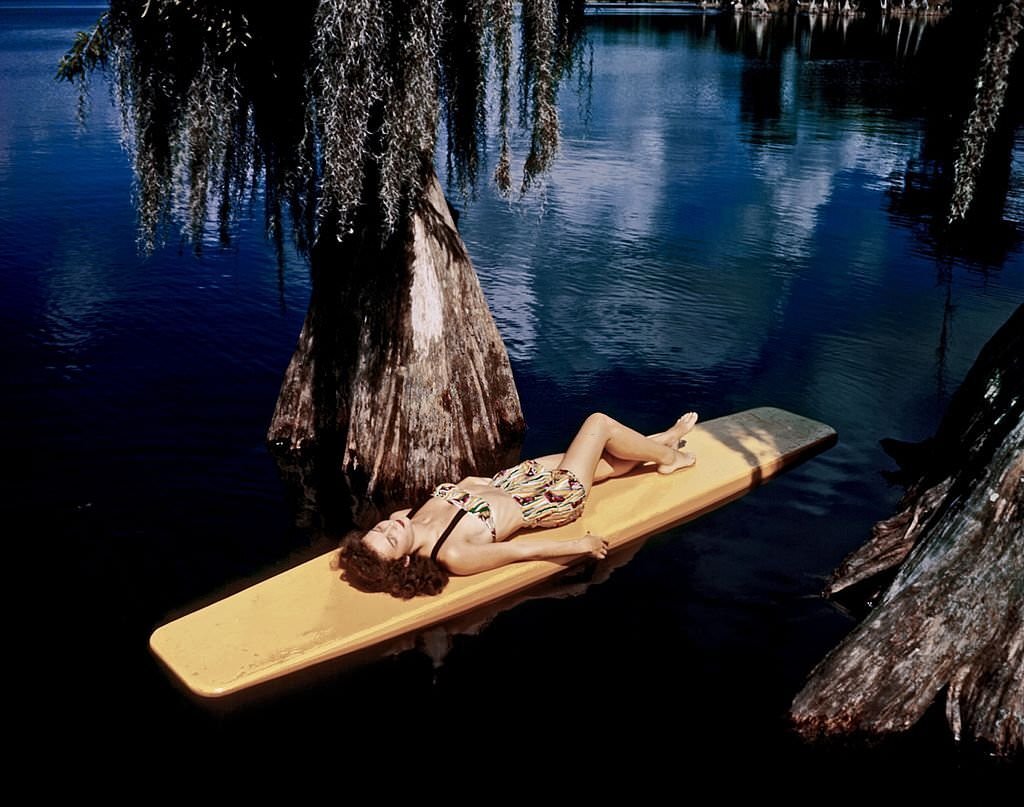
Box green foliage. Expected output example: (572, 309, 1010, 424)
(56, 15, 111, 83)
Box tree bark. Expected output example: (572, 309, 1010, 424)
(268, 172, 525, 529)
(789, 305, 1024, 759)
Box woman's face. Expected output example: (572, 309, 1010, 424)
(363, 517, 413, 560)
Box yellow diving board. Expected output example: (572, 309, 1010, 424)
(150, 406, 836, 699)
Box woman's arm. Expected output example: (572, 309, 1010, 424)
(442, 533, 609, 576)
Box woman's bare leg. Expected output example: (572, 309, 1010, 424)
(555, 412, 698, 490)
(535, 412, 698, 483)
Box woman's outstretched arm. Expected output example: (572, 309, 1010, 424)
(442, 533, 609, 576)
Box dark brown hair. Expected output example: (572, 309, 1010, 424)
(337, 533, 449, 599)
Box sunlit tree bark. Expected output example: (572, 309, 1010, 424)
(268, 173, 525, 526)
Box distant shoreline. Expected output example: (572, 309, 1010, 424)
(585, 2, 722, 14)
(585, 0, 951, 15)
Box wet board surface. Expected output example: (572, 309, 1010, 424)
(150, 406, 836, 699)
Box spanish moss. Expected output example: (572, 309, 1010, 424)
(439, 0, 490, 201)
(948, 0, 1024, 225)
(59, 0, 590, 254)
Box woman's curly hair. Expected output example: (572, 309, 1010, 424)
(337, 532, 449, 599)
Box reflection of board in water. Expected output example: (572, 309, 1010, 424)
(413, 535, 654, 669)
(149, 406, 837, 701)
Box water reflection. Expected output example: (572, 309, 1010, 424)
(412, 539, 649, 669)
(461, 8, 1022, 461)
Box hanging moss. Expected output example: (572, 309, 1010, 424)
(59, 0, 589, 254)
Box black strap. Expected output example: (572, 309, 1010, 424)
(406, 499, 426, 519)
(430, 508, 468, 564)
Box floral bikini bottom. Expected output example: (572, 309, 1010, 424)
(490, 459, 587, 529)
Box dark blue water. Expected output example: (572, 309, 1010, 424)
(4, 3, 1021, 786)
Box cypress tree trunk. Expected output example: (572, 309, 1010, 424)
(789, 306, 1024, 759)
(268, 172, 525, 529)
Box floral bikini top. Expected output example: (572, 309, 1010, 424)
(430, 482, 497, 541)
(405, 482, 498, 565)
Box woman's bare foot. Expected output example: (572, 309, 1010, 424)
(652, 412, 699, 448)
(657, 449, 697, 474)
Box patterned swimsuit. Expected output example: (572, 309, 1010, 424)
(425, 461, 588, 564)
(490, 459, 587, 529)
(431, 482, 497, 540)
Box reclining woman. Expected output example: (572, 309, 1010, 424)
(338, 411, 699, 598)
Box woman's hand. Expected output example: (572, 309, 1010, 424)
(578, 532, 609, 559)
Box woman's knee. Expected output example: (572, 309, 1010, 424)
(582, 411, 615, 434)
(585, 409, 622, 440)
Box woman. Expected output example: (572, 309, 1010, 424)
(338, 411, 699, 598)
